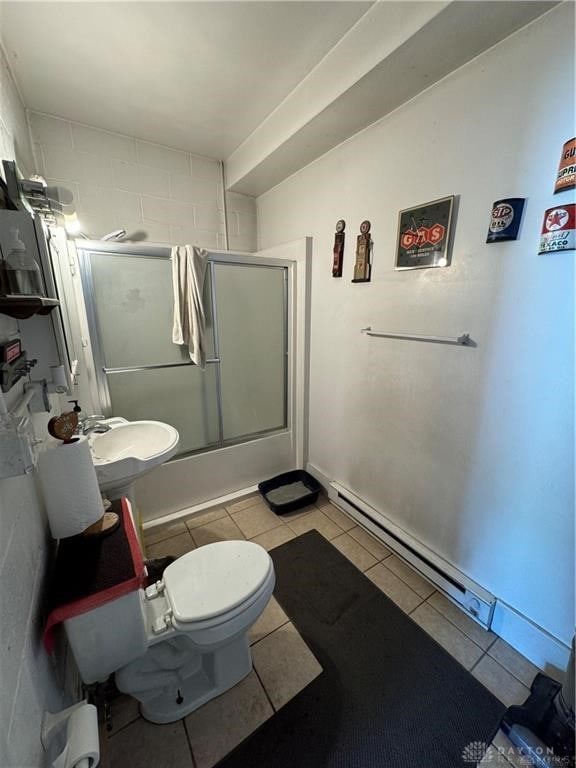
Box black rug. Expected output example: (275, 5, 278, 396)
(219, 530, 504, 768)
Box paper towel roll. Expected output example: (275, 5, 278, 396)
(50, 365, 68, 393)
(38, 436, 104, 539)
(53, 703, 99, 768)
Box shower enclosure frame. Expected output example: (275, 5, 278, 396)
(76, 240, 301, 461)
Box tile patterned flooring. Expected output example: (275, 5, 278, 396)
(106, 495, 541, 768)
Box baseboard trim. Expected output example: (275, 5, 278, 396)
(142, 484, 260, 529)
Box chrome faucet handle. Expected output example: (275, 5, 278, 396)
(83, 422, 112, 436)
(79, 414, 105, 427)
(76, 414, 107, 436)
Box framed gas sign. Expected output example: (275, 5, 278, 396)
(395, 196, 454, 270)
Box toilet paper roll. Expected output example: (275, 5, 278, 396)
(38, 436, 104, 540)
(53, 703, 99, 768)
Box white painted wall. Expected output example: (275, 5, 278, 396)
(0, 47, 68, 768)
(257, 6, 575, 648)
(29, 111, 257, 251)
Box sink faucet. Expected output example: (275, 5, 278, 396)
(77, 415, 112, 436)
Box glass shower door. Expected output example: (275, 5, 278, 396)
(214, 263, 287, 441)
(87, 251, 220, 453)
(80, 246, 289, 458)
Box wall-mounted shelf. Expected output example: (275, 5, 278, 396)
(0, 295, 60, 320)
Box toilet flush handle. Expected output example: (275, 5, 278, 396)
(145, 580, 166, 600)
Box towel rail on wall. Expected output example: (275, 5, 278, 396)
(102, 359, 220, 375)
(361, 327, 475, 347)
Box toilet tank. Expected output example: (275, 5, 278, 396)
(64, 589, 148, 684)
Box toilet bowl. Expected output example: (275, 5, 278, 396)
(63, 537, 275, 724)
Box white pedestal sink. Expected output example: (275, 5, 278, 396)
(88, 418, 180, 501)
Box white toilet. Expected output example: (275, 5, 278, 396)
(63, 537, 275, 723)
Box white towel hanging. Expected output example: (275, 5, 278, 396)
(171, 244, 209, 368)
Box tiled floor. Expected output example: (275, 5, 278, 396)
(107, 495, 541, 768)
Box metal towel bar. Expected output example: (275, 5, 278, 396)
(361, 327, 475, 347)
(103, 359, 220, 374)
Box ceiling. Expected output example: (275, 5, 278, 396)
(0, 1, 372, 159)
(225, 0, 559, 195)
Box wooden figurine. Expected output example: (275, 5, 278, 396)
(352, 220, 372, 282)
(332, 219, 346, 277)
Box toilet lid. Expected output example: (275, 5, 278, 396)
(163, 540, 272, 623)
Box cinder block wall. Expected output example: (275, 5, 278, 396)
(29, 111, 257, 251)
(0, 47, 68, 768)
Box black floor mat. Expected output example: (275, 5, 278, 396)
(218, 530, 504, 768)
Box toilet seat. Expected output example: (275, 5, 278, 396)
(163, 540, 273, 629)
(170, 565, 274, 633)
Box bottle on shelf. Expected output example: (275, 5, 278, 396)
(4, 226, 43, 296)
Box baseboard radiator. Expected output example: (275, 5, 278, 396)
(329, 482, 496, 629)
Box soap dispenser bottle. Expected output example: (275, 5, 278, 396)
(5, 226, 43, 295)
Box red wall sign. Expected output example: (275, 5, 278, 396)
(400, 224, 445, 249)
(539, 204, 575, 254)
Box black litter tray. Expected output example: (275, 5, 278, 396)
(258, 469, 322, 515)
